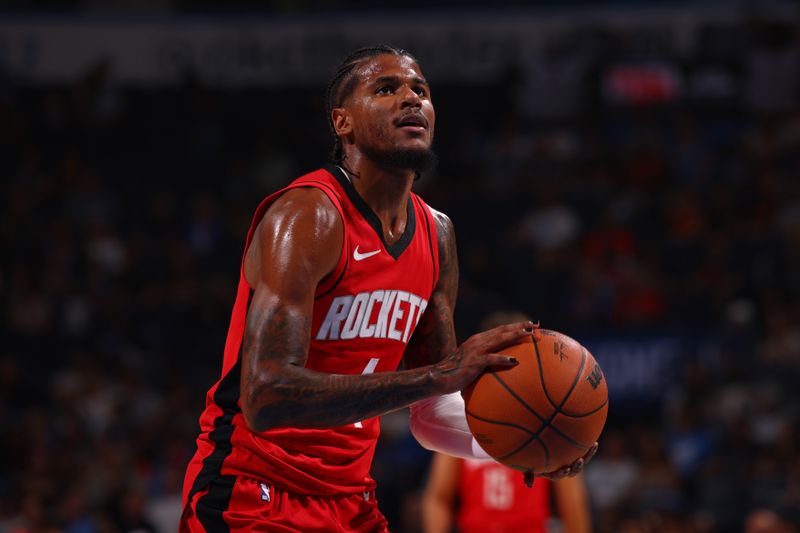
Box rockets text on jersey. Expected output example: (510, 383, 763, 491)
(316, 289, 429, 343)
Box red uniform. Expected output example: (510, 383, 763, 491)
(181, 165, 439, 532)
(456, 459, 552, 533)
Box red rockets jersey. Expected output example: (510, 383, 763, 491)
(183, 165, 440, 503)
(457, 459, 552, 533)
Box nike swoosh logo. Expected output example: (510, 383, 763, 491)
(353, 246, 381, 261)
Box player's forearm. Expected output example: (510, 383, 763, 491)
(244, 363, 448, 431)
(240, 301, 455, 431)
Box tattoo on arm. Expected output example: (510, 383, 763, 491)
(404, 212, 461, 370)
(242, 299, 444, 431)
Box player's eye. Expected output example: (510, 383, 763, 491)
(376, 86, 393, 95)
(413, 86, 427, 97)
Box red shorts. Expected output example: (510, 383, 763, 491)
(180, 476, 390, 533)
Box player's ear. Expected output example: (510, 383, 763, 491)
(331, 108, 353, 137)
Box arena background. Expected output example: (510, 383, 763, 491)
(2, 1, 800, 531)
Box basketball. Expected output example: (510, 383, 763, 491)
(464, 328, 608, 475)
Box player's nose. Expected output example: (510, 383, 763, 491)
(399, 85, 421, 108)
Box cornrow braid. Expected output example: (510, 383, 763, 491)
(325, 45, 417, 165)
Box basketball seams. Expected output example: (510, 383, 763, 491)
(466, 407, 550, 468)
(489, 372, 547, 423)
(532, 332, 587, 411)
(559, 348, 607, 417)
(558, 341, 587, 411)
(465, 408, 539, 438)
(491, 371, 592, 448)
(496, 435, 548, 468)
(560, 399, 609, 418)
(488, 370, 593, 460)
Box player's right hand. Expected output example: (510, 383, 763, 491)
(433, 320, 535, 394)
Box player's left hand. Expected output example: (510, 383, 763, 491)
(522, 442, 598, 487)
(540, 442, 599, 480)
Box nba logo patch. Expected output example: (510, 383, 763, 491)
(260, 482, 271, 503)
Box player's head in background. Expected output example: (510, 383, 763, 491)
(325, 45, 436, 176)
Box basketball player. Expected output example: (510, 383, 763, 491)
(180, 45, 595, 532)
(422, 452, 591, 533)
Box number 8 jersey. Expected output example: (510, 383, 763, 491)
(183, 164, 440, 504)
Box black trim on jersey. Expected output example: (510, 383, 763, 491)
(188, 291, 252, 507)
(415, 195, 438, 294)
(196, 475, 236, 533)
(324, 163, 416, 260)
(189, 356, 241, 502)
(316, 253, 348, 301)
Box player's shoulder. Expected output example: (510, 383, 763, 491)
(424, 204, 454, 243)
(415, 198, 452, 234)
(261, 185, 342, 236)
(271, 165, 344, 213)
(273, 184, 333, 206)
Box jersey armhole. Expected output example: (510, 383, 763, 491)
(413, 194, 441, 293)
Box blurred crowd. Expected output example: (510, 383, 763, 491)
(2, 10, 800, 533)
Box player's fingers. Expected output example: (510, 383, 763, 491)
(583, 442, 599, 464)
(501, 320, 537, 334)
(523, 471, 536, 488)
(481, 320, 535, 338)
(469, 321, 532, 346)
(544, 465, 571, 480)
(486, 353, 520, 368)
(480, 321, 536, 351)
(569, 457, 585, 476)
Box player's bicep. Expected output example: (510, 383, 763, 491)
(240, 189, 342, 421)
(404, 211, 458, 368)
(246, 188, 341, 305)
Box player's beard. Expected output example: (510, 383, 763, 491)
(363, 144, 438, 175)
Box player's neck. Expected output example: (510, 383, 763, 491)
(340, 155, 414, 242)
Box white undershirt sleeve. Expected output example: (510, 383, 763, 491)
(408, 392, 493, 460)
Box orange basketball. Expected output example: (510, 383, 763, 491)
(464, 328, 608, 475)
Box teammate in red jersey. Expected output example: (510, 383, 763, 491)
(181, 45, 595, 532)
(422, 453, 591, 533)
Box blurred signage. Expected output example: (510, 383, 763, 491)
(0, 8, 781, 86)
(602, 63, 682, 105)
(0, 17, 530, 86)
(582, 336, 686, 408)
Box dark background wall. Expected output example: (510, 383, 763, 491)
(2, 3, 800, 532)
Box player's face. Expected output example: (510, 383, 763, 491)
(342, 54, 435, 166)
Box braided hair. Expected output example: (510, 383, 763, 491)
(325, 45, 417, 165)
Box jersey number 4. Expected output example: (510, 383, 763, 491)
(354, 358, 380, 428)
